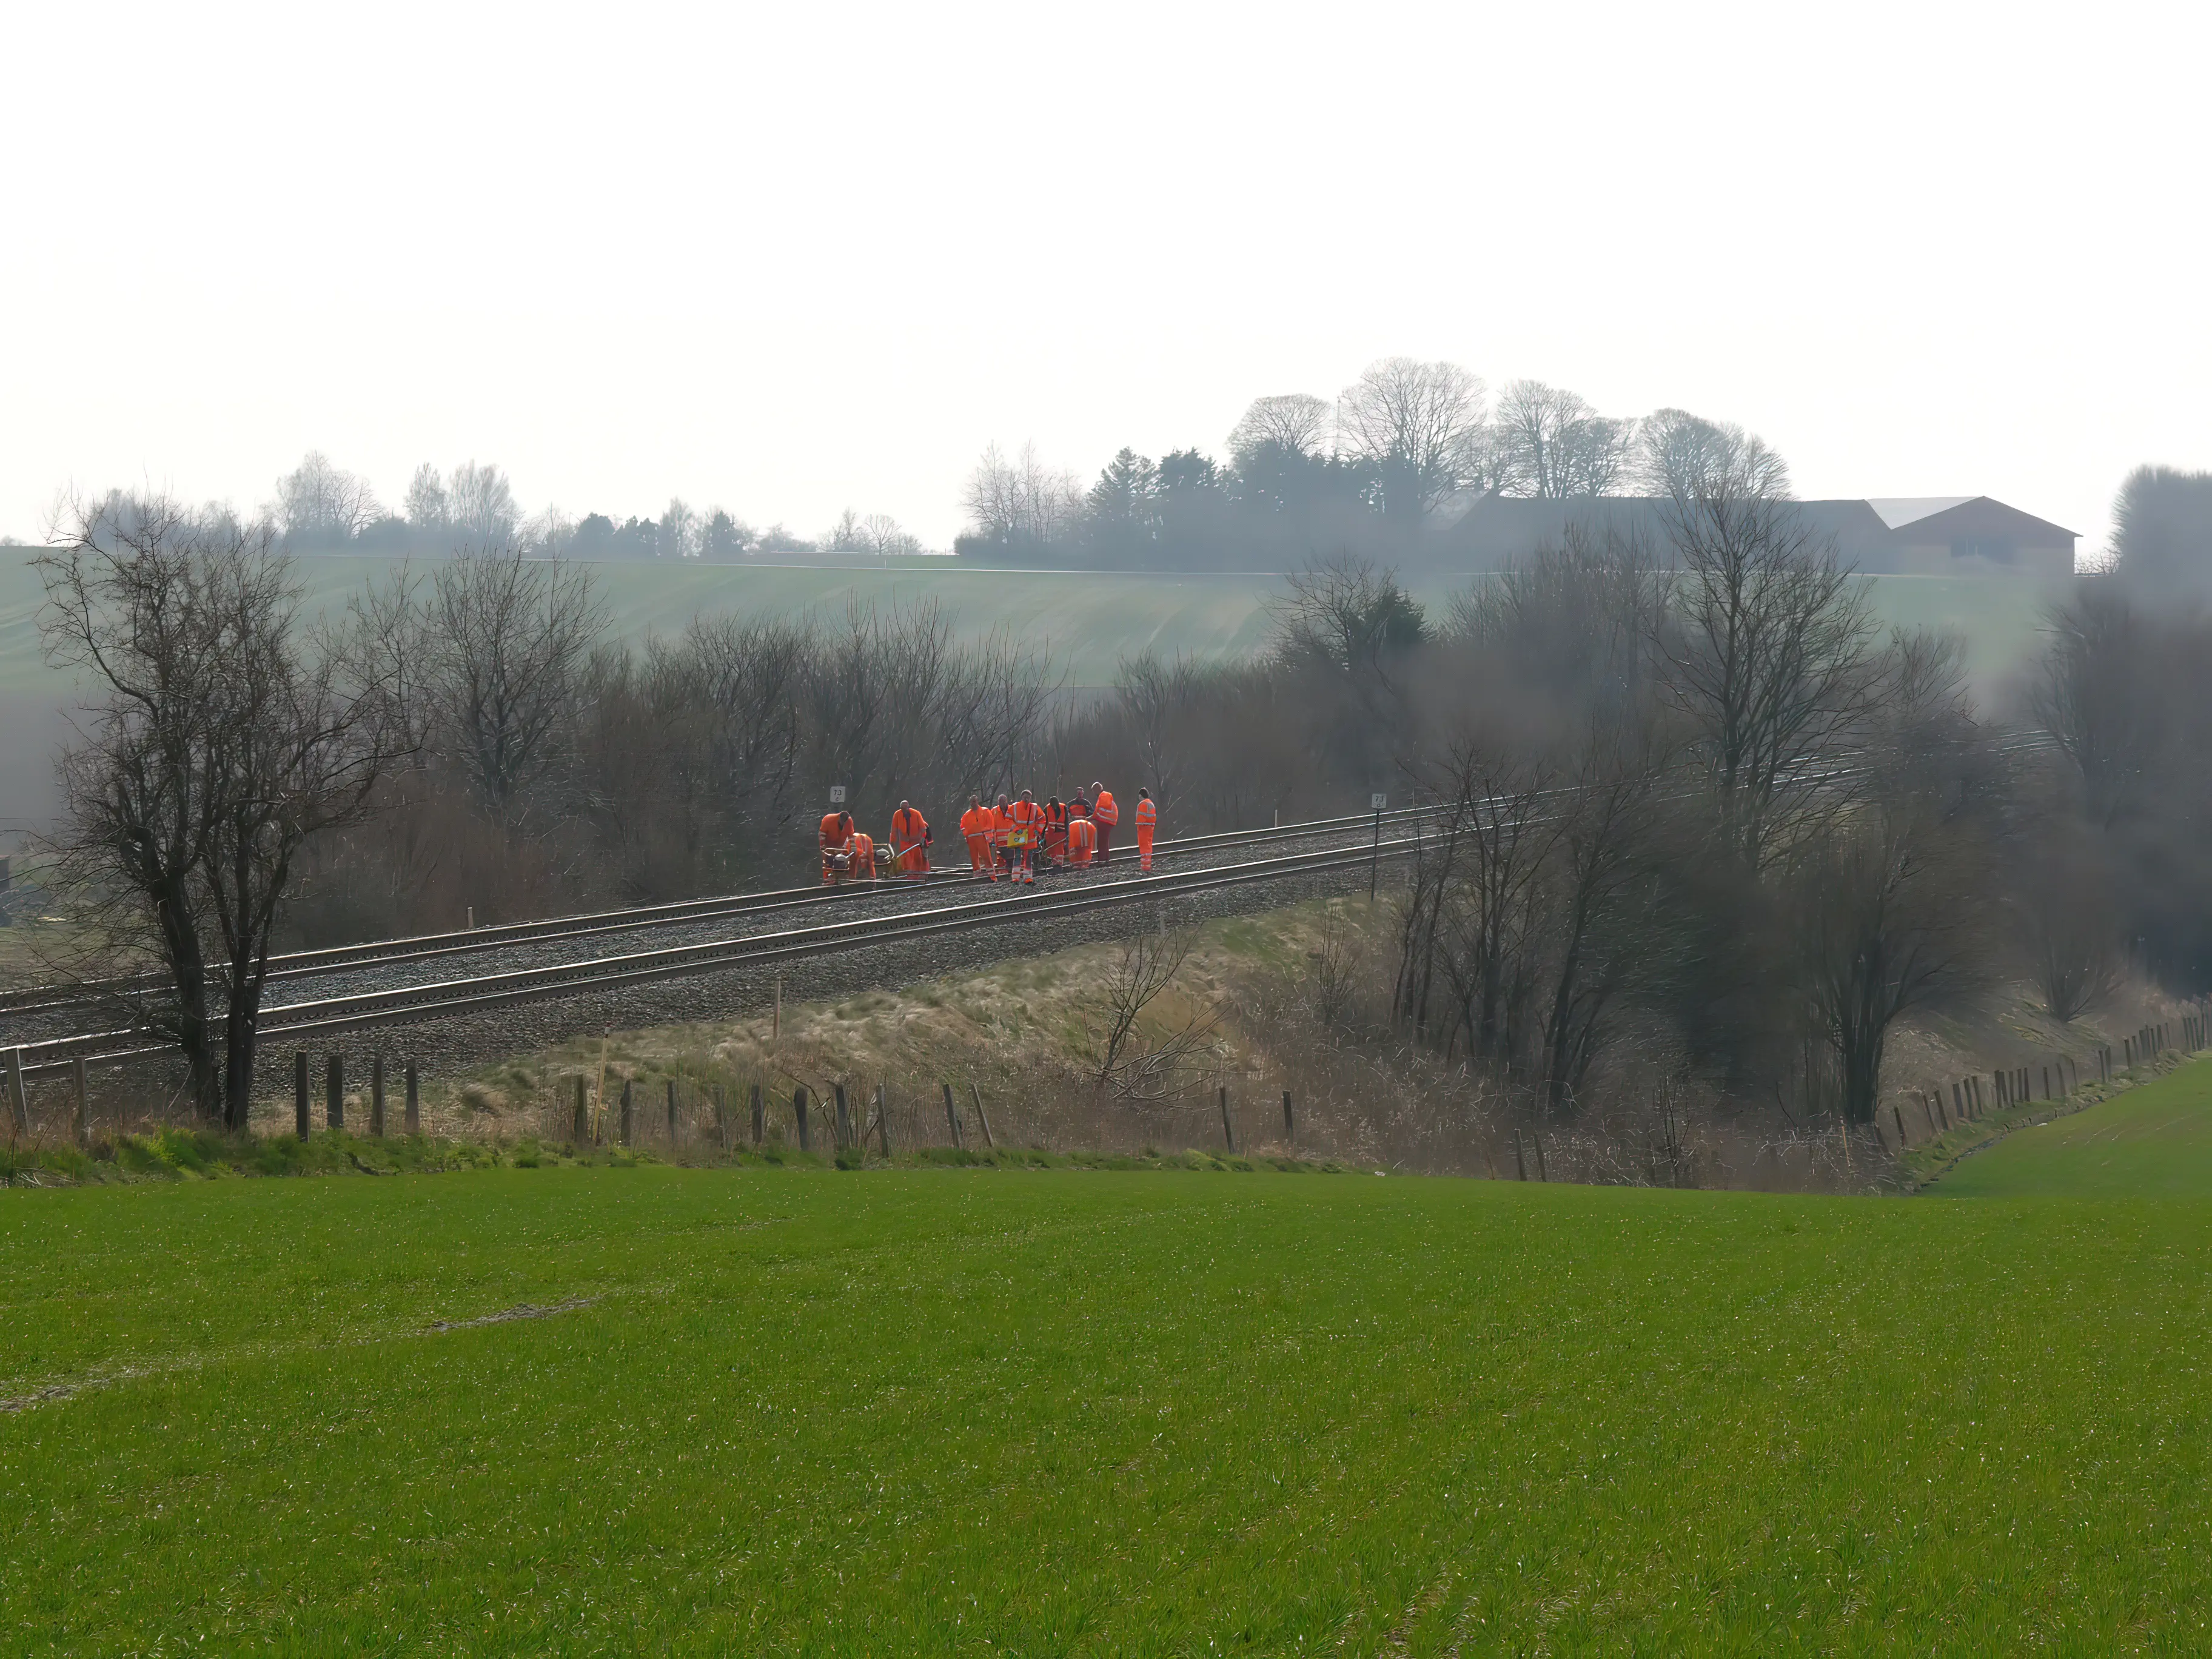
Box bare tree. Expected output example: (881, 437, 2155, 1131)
(860, 513, 923, 557)
(1082, 928, 1216, 1098)
(1791, 795, 1989, 1124)
(272, 451, 383, 543)
(662, 498, 700, 560)
(449, 461, 519, 545)
(1656, 482, 1879, 871)
(1114, 650, 1203, 813)
(1630, 409, 1791, 500)
(2029, 582, 2158, 828)
(1335, 358, 1484, 522)
(404, 464, 449, 531)
(37, 497, 408, 1124)
(424, 547, 607, 818)
(961, 442, 1082, 549)
(1489, 380, 1635, 500)
(1226, 393, 1332, 462)
(1446, 524, 1667, 711)
(2019, 870, 2124, 1024)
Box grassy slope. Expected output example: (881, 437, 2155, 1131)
(7, 1168, 2212, 1652)
(0, 548, 2057, 693)
(1933, 1055, 2212, 1198)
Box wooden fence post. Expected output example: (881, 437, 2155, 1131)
(326, 1053, 344, 1131)
(295, 1051, 310, 1139)
(750, 1083, 764, 1145)
(1923, 1092, 1939, 1136)
(715, 1084, 729, 1150)
(667, 1078, 679, 1144)
(370, 1053, 387, 1138)
(970, 1082, 994, 1150)
(1282, 1090, 1294, 1144)
(876, 1083, 891, 1156)
(834, 1082, 852, 1151)
(1893, 1104, 1908, 1147)
(1218, 1085, 1235, 1154)
(1513, 1127, 1527, 1181)
(572, 1074, 588, 1144)
(794, 1085, 810, 1151)
(1533, 1131, 1549, 1182)
(5, 1047, 27, 1140)
(942, 1082, 962, 1149)
(72, 1055, 89, 1149)
(620, 1079, 634, 1148)
(406, 1061, 421, 1135)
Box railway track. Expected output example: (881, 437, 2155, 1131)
(0, 803, 1442, 1024)
(2, 813, 1430, 1076)
(3, 733, 2062, 1081)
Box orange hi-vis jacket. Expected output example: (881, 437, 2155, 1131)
(1044, 800, 1068, 856)
(819, 812, 850, 852)
(848, 830, 877, 877)
(890, 806, 930, 852)
(991, 804, 1014, 846)
(1067, 816, 1098, 863)
(1091, 789, 1119, 828)
(1134, 797, 1156, 833)
(959, 805, 993, 842)
(1007, 797, 1045, 847)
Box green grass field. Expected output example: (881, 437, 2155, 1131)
(8, 1151, 2212, 1652)
(1933, 1054, 2212, 1198)
(0, 547, 2059, 695)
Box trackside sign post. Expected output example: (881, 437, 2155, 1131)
(1370, 794, 1386, 897)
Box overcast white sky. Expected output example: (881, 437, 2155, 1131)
(4, 0, 2205, 554)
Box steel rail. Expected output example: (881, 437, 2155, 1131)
(0, 803, 1451, 1020)
(2, 731, 2061, 1056)
(9, 835, 1421, 1076)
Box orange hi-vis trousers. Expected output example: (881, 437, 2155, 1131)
(1138, 826, 1154, 870)
(967, 834, 995, 878)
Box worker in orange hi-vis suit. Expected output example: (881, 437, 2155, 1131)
(1134, 788, 1157, 871)
(991, 793, 1015, 877)
(1067, 811, 1098, 868)
(1007, 789, 1047, 885)
(1090, 782, 1118, 866)
(819, 810, 855, 885)
(848, 827, 878, 882)
(890, 800, 931, 880)
(1042, 797, 1069, 871)
(959, 795, 996, 880)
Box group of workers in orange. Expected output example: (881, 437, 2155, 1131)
(817, 782, 1156, 886)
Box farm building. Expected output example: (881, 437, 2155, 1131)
(1439, 493, 2077, 575)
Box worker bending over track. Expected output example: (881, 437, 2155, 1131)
(1067, 810, 1097, 868)
(847, 824, 878, 882)
(819, 809, 856, 885)
(890, 800, 931, 880)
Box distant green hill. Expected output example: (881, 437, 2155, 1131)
(0, 548, 2059, 697)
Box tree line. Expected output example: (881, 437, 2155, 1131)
(957, 358, 1784, 569)
(255, 453, 927, 562)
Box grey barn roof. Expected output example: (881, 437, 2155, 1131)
(1437, 494, 2075, 574)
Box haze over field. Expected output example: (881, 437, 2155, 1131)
(5, 1, 2208, 552)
